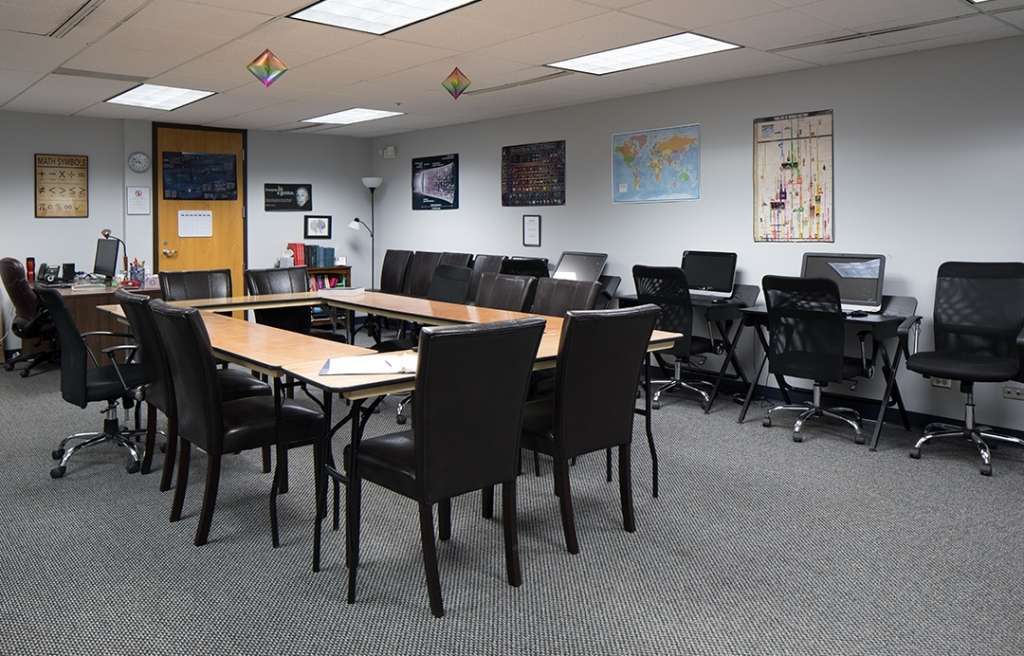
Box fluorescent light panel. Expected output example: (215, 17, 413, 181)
(304, 108, 405, 125)
(290, 0, 478, 35)
(549, 33, 740, 75)
(106, 84, 214, 110)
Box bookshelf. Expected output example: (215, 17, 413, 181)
(308, 265, 352, 291)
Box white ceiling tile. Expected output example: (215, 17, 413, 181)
(125, 0, 271, 38)
(873, 14, 1016, 46)
(456, 0, 609, 33)
(65, 28, 225, 77)
(75, 102, 170, 120)
(0, 30, 85, 72)
(780, 36, 902, 65)
(152, 87, 291, 122)
(624, 0, 787, 30)
(186, 0, 310, 14)
(338, 38, 459, 68)
(993, 8, 1024, 29)
(386, 12, 529, 52)
(235, 17, 376, 63)
(0, 69, 45, 105)
(702, 9, 852, 50)
(796, 0, 972, 33)
(3, 73, 136, 115)
(0, 0, 86, 35)
(972, 0, 1024, 11)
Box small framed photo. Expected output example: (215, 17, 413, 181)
(304, 214, 332, 239)
(522, 214, 541, 247)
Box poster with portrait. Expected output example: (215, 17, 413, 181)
(412, 154, 458, 210)
(264, 183, 313, 211)
(35, 154, 89, 218)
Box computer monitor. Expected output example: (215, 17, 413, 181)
(93, 238, 120, 280)
(553, 252, 607, 282)
(682, 251, 737, 298)
(801, 253, 886, 313)
(501, 257, 550, 278)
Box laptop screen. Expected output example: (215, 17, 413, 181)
(801, 253, 886, 307)
(553, 252, 607, 282)
(682, 251, 736, 294)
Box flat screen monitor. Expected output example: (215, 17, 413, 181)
(501, 257, 550, 278)
(553, 252, 607, 282)
(682, 251, 737, 298)
(162, 152, 237, 200)
(801, 252, 886, 312)
(93, 238, 120, 279)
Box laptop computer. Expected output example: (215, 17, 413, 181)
(801, 253, 886, 313)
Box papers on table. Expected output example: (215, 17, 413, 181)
(319, 287, 364, 297)
(319, 353, 417, 376)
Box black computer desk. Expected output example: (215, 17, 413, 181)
(733, 295, 921, 450)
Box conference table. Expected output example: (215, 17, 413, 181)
(99, 289, 681, 571)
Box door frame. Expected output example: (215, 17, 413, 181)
(150, 122, 248, 276)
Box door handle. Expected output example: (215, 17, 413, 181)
(161, 248, 178, 258)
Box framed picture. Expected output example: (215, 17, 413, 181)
(265, 183, 312, 211)
(35, 154, 89, 218)
(611, 124, 700, 203)
(502, 141, 565, 207)
(304, 215, 332, 239)
(522, 214, 541, 247)
(412, 154, 458, 210)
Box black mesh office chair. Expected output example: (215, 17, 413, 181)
(761, 276, 863, 442)
(1, 257, 58, 376)
(906, 262, 1024, 475)
(159, 269, 232, 300)
(468, 254, 506, 301)
(632, 265, 718, 408)
(475, 273, 535, 311)
(344, 318, 545, 617)
(38, 287, 148, 478)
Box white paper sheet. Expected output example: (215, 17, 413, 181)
(126, 186, 151, 215)
(319, 353, 417, 376)
(178, 210, 213, 238)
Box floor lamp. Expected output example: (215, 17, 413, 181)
(355, 176, 382, 289)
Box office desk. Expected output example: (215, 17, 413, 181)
(733, 295, 920, 450)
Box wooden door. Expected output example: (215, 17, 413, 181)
(153, 125, 246, 296)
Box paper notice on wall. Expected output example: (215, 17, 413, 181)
(178, 210, 213, 238)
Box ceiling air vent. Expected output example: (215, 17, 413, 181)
(51, 0, 107, 38)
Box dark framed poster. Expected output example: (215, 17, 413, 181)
(264, 183, 312, 211)
(501, 140, 565, 207)
(35, 154, 89, 218)
(412, 153, 458, 210)
(304, 215, 331, 239)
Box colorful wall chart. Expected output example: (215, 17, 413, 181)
(35, 154, 88, 218)
(501, 140, 565, 206)
(753, 109, 834, 242)
(612, 124, 700, 203)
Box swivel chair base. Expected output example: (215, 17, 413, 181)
(909, 391, 1022, 476)
(650, 359, 712, 409)
(763, 383, 863, 443)
(396, 393, 412, 424)
(3, 348, 58, 377)
(49, 400, 145, 479)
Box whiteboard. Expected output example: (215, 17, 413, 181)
(178, 210, 213, 238)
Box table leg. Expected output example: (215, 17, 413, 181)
(705, 320, 746, 414)
(347, 309, 355, 345)
(643, 352, 657, 498)
(739, 351, 768, 424)
(870, 338, 906, 451)
(313, 388, 332, 573)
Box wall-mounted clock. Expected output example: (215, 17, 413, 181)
(128, 151, 151, 173)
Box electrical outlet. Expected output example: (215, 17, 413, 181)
(1003, 385, 1024, 401)
(931, 378, 952, 389)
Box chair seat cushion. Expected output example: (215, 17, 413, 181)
(85, 364, 148, 402)
(217, 369, 272, 402)
(344, 431, 417, 498)
(221, 397, 324, 453)
(907, 351, 1020, 382)
(668, 335, 715, 359)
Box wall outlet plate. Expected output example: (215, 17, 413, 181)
(931, 378, 952, 389)
(1003, 385, 1024, 401)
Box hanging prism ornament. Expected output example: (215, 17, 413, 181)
(247, 49, 288, 88)
(441, 67, 471, 100)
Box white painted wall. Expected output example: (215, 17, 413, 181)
(369, 36, 1024, 427)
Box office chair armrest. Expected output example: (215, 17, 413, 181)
(102, 344, 139, 364)
(897, 315, 922, 358)
(81, 331, 134, 340)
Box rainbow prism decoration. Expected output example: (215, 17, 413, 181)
(441, 67, 471, 100)
(247, 49, 288, 88)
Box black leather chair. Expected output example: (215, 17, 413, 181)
(245, 267, 311, 334)
(760, 275, 864, 442)
(907, 262, 1024, 475)
(149, 300, 325, 546)
(159, 269, 232, 301)
(37, 287, 148, 478)
(115, 290, 271, 492)
(484, 306, 659, 555)
(529, 278, 600, 316)
(475, 273, 535, 312)
(439, 252, 472, 269)
(468, 254, 506, 301)
(344, 318, 546, 617)
(594, 274, 621, 310)
(1, 257, 58, 376)
(379, 249, 413, 294)
(403, 252, 443, 298)
(501, 257, 549, 279)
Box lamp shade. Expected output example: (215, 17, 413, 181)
(348, 219, 362, 231)
(361, 176, 383, 190)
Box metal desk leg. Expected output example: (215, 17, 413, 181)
(313, 389, 332, 573)
(644, 352, 657, 498)
(705, 321, 745, 414)
(347, 309, 355, 345)
(870, 338, 907, 451)
(345, 398, 365, 571)
(738, 352, 768, 424)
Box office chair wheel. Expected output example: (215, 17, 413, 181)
(792, 434, 804, 443)
(762, 418, 771, 427)
(980, 463, 992, 477)
(20, 369, 30, 378)
(854, 435, 866, 445)
(396, 414, 407, 425)
(125, 460, 140, 474)
(50, 466, 66, 479)
(51, 448, 64, 460)
(652, 400, 661, 410)
(909, 448, 921, 460)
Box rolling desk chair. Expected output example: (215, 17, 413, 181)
(1, 257, 58, 376)
(159, 269, 232, 301)
(37, 287, 148, 478)
(906, 262, 1024, 475)
(468, 254, 506, 301)
(760, 276, 864, 443)
(474, 273, 535, 312)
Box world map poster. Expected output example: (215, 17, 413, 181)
(754, 109, 834, 242)
(612, 124, 700, 203)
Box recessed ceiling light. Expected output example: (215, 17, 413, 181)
(548, 32, 740, 76)
(290, 0, 479, 35)
(304, 108, 405, 125)
(105, 84, 215, 110)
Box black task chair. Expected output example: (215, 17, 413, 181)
(529, 278, 600, 317)
(115, 290, 271, 492)
(159, 269, 232, 300)
(149, 300, 325, 546)
(403, 252, 443, 298)
(760, 276, 864, 442)
(37, 287, 148, 478)
(379, 249, 413, 294)
(475, 273, 535, 312)
(468, 254, 507, 301)
(907, 262, 1024, 475)
(439, 252, 472, 269)
(501, 257, 549, 279)
(245, 266, 346, 341)
(344, 318, 546, 618)
(1, 257, 58, 376)
(632, 266, 718, 409)
(483, 305, 659, 555)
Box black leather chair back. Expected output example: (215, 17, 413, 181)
(380, 249, 413, 294)
(404, 252, 442, 297)
(1, 258, 39, 321)
(37, 287, 88, 407)
(475, 273, 534, 311)
(633, 265, 693, 357)
(245, 267, 311, 334)
(116, 289, 172, 414)
(426, 264, 471, 304)
(413, 318, 545, 502)
(150, 300, 224, 452)
(933, 262, 1024, 367)
(469, 254, 506, 301)
(159, 269, 232, 301)
(501, 257, 549, 279)
(595, 275, 621, 310)
(530, 278, 600, 317)
(763, 275, 845, 383)
(554, 306, 659, 457)
(440, 252, 472, 269)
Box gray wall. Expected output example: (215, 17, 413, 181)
(368, 36, 1024, 427)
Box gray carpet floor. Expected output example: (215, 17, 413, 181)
(1, 366, 1022, 656)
